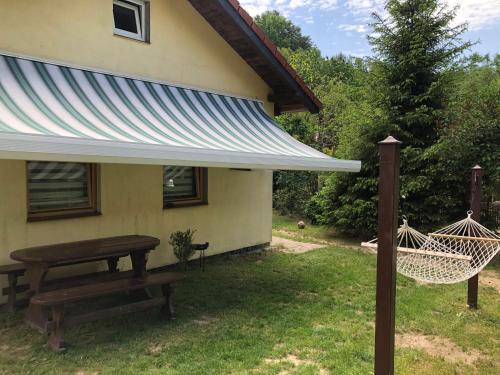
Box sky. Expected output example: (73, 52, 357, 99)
(239, 0, 500, 58)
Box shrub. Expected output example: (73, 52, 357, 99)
(169, 229, 196, 270)
(273, 170, 318, 217)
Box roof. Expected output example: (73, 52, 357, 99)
(0, 54, 361, 172)
(187, 0, 322, 114)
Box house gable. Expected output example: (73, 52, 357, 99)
(188, 0, 322, 114)
(0, 0, 274, 114)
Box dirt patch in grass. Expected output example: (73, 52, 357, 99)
(271, 236, 325, 253)
(192, 315, 219, 326)
(148, 343, 163, 356)
(0, 343, 31, 359)
(273, 229, 371, 253)
(396, 333, 484, 365)
(415, 279, 432, 285)
(263, 354, 329, 374)
(479, 270, 500, 293)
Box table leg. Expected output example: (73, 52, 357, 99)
(161, 284, 175, 320)
(107, 257, 119, 273)
(129, 250, 151, 300)
(25, 263, 49, 332)
(7, 273, 18, 312)
(130, 250, 148, 278)
(47, 305, 66, 352)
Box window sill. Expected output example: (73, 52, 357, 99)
(27, 210, 102, 222)
(163, 201, 208, 210)
(113, 33, 150, 44)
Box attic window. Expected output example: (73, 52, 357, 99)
(113, 0, 149, 42)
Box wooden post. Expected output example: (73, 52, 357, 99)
(375, 136, 401, 375)
(467, 165, 483, 309)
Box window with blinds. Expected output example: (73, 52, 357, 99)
(163, 166, 207, 208)
(27, 161, 99, 221)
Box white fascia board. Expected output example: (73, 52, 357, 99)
(0, 134, 362, 172)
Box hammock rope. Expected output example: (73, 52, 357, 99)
(361, 212, 500, 284)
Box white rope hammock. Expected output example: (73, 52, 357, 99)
(361, 212, 500, 284)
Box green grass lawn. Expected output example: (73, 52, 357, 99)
(0, 215, 498, 374)
(272, 212, 362, 248)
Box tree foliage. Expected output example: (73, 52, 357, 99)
(317, 0, 480, 235)
(370, 0, 472, 147)
(257, 2, 498, 235)
(254, 10, 313, 51)
(425, 55, 500, 227)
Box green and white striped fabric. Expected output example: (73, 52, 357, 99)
(0, 54, 360, 172)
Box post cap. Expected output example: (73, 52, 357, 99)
(472, 164, 483, 170)
(379, 135, 402, 144)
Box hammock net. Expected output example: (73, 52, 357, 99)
(361, 212, 500, 284)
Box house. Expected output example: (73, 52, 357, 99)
(0, 0, 360, 282)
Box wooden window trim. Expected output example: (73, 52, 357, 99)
(163, 167, 208, 209)
(26, 163, 101, 222)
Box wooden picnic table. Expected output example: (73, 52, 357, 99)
(10, 235, 160, 331)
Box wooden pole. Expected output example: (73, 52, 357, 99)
(467, 165, 483, 309)
(375, 136, 401, 375)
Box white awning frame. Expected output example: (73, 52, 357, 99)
(0, 53, 361, 172)
(0, 132, 361, 171)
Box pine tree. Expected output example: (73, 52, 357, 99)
(370, 0, 472, 147)
(316, 0, 473, 235)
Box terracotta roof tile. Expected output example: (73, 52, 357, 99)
(262, 36, 277, 55)
(237, 7, 254, 26)
(251, 22, 267, 41)
(227, 0, 240, 9)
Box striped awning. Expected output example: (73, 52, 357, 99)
(0, 54, 361, 172)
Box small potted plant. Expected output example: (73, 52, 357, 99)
(169, 229, 196, 271)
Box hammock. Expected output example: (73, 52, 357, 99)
(361, 212, 500, 284)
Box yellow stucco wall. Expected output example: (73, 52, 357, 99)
(0, 160, 273, 273)
(0, 0, 275, 288)
(0, 0, 274, 114)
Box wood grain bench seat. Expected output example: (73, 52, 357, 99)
(31, 272, 186, 351)
(0, 263, 26, 312)
(0, 263, 26, 275)
(1, 254, 128, 312)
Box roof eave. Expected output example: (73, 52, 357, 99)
(188, 0, 322, 114)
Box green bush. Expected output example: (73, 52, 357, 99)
(262, 3, 499, 236)
(169, 229, 196, 270)
(273, 171, 318, 217)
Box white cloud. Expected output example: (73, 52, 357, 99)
(345, 0, 386, 15)
(238, 0, 500, 31)
(344, 48, 370, 57)
(317, 0, 340, 10)
(304, 15, 315, 24)
(239, 0, 274, 16)
(338, 23, 368, 32)
(239, 0, 338, 17)
(447, 0, 500, 30)
(344, 0, 500, 31)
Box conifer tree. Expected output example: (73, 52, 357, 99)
(318, 0, 472, 234)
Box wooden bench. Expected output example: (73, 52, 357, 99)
(0, 255, 127, 312)
(31, 272, 185, 352)
(0, 263, 27, 312)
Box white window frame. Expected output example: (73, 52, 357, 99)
(113, 0, 146, 41)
